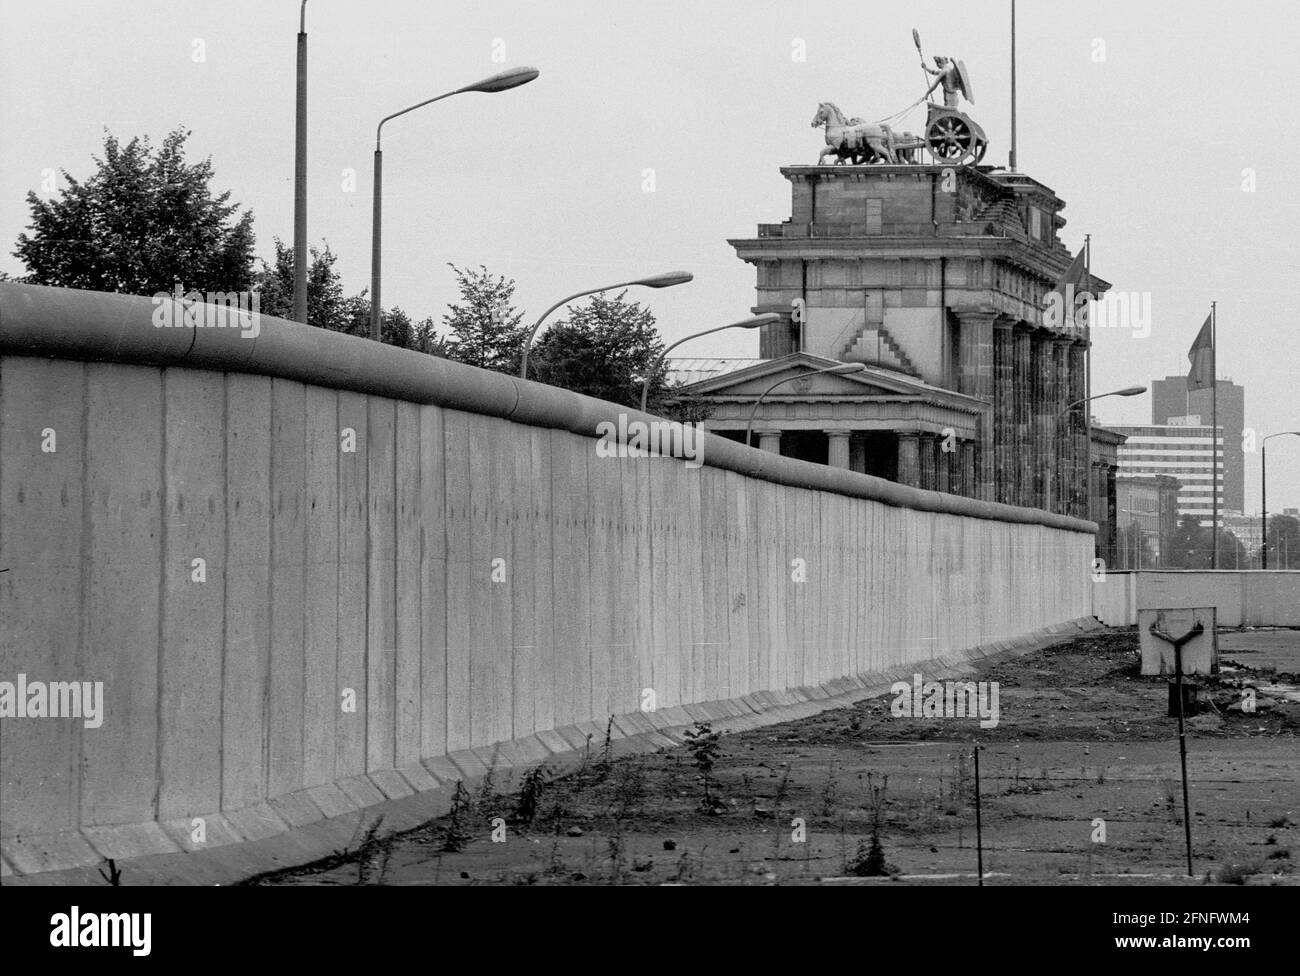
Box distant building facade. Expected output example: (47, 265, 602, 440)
(1090, 426, 1127, 566)
(1112, 422, 1223, 526)
(1115, 474, 1181, 568)
(1150, 376, 1244, 512)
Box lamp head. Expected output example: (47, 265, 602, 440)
(636, 271, 693, 288)
(460, 67, 540, 94)
(731, 313, 781, 329)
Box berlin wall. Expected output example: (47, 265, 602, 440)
(0, 282, 1096, 867)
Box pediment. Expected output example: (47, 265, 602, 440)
(677, 353, 929, 400)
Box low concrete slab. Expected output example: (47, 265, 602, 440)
(268, 790, 327, 828)
(224, 803, 291, 843)
(336, 775, 388, 810)
(160, 813, 249, 852)
(82, 822, 183, 862)
(2, 831, 102, 875)
(369, 769, 416, 800)
(397, 762, 442, 793)
(305, 783, 361, 820)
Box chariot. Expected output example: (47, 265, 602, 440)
(894, 103, 988, 165)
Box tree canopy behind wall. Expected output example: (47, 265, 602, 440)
(14, 127, 256, 296)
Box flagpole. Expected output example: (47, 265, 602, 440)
(1084, 234, 1091, 523)
(1211, 300, 1218, 569)
(1009, 0, 1017, 171)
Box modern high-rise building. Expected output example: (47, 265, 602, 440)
(1111, 421, 1223, 526)
(1150, 376, 1244, 511)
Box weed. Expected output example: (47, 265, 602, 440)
(1158, 778, 1179, 821)
(846, 834, 890, 877)
(546, 822, 567, 877)
(683, 721, 723, 812)
(475, 768, 509, 822)
(773, 762, 793, 809)
(355, 816, 392, 885)
(595, 715, 615, 782)
(605, 825, 627, 883)
(740, 771, 757, 810)
(946, 751, 972, 813)
(671, 847, 694, 883)
(819, 762, 839, 819)
(845, 772, 896, 876)
(442, 781, 474, 853)
(609, 756, 649, 819)
(513, 765, 549, 826)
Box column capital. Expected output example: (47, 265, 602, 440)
(952, 306, 1002, 325)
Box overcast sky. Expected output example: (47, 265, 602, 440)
(2, 0, 1296, 511)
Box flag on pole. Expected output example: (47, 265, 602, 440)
(1045, 248, 1088, 328)
(1186, 314, 1214, 391)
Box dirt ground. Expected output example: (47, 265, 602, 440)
(244, 628, 1300, 886)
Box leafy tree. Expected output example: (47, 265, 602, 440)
(442, 263, 527, 372)
(380, 307, 450, 355)
(1214, 528, 1250, 570)
(13, 128, 255, 296)
(529, 291, 666, 407)
(1167, 514, 1213, 569)
(655, 383, 717, 424)
(1265, 514, 1300, 569)
(256, 238, 448, 353)
(1167, 515, 1253, 569)
(257, 237, 351, 331)
(1117, 520, 1155, 569)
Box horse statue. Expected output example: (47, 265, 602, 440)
(811, 102, 896, 165)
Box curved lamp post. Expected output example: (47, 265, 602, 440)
(1060, 385, 1146, 415)
(1262, 430, 1300, 569)
(371, 66, 540, 341)
(518, 272, 693, 380)
(293, 1, 308, 324)
(639, 313, 779, 413)
(1051, 385, 1145, 514)
(745, 362, 866, 449)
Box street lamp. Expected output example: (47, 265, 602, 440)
(518, 272, 693, 379)
(1053, 385, 1145, 518)
(1261, 431, 1300, 569)
(744, 363, 866, 449)
(1060, 385, 1146, 414)
(370, 66, 540, 341)
(293, 1, 308, 324)
(639, 313, 779, 413)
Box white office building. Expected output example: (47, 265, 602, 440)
(1111, 418, 1223, 526)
